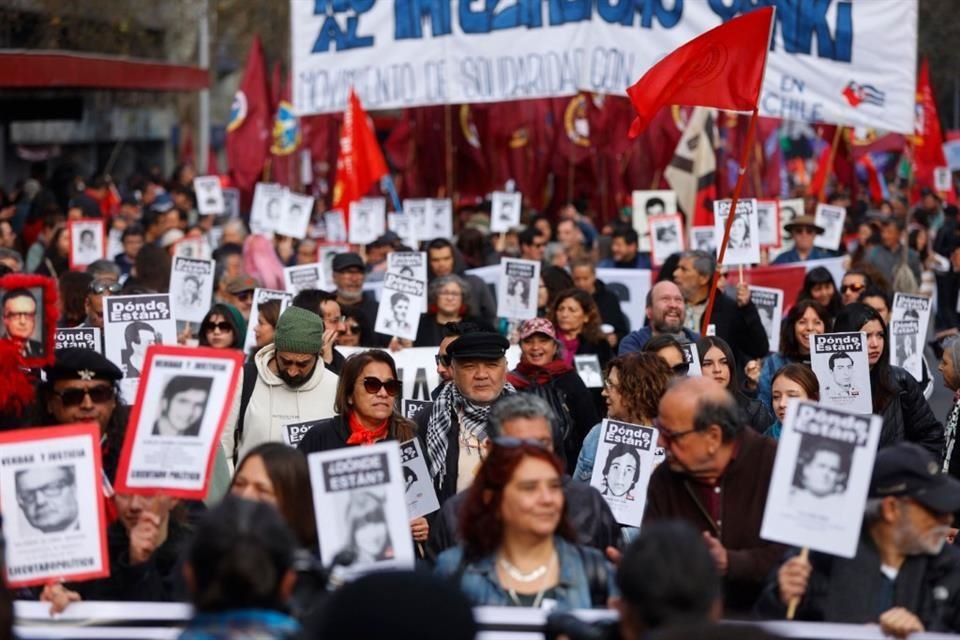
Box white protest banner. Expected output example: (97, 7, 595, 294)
(54, 327, 101, 353)
(680, 342, 702, 377)
(589, 419, 658, 527)
(68, 219, 104, 270)
(308, 441, 415, 572)
(714, 198, 760, 266)
(276, 190, 315, 240)
(757, 200, 781, 248)
(283, 263, 324, 295)
(750, 286, 784, 354)
(402, 398, 433, 422)
(375, 271, 424, 341)
(427, 198, 454, 240)
(811, 333, 872, 415)
(574, 354, 603, 388)
(689, 226, 716, 254)
(170, 257, 215, 325)
(776, 197, 805, 256)
(103, 293, 177, 387)
(649, 214, 684, 267)
(890, 293, 932, 382)
(193, 176, 225, 216)
(114, 346, 242, 498)
(632, 190, 677, 252)
(291, 2, 916, 134)
(399, 439, 440, 519)
(250, 182, 284, 235)
(244, 289, 294, 352)
(813, 203, 846, 251)
(761, 400, 882, 558)
(281, 419, 321, 447)
(0, 423, 108, 588)
(349, 197, 386, 245)
(323, 211, 348, 243)
(491, 191, 522, 233)
(497, 258, 540, 320)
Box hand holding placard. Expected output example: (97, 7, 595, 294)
(784, 547, 810, 619)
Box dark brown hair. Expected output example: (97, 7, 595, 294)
(780, 299, 830, 360)
(334, 350, 415, 442)
(549, 288, 604, 343)
(606, 352, 672, 423)
(772, 363, 820, 402)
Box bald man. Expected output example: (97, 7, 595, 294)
(644, 377, 783, 615)
(618, 281, 699, 354)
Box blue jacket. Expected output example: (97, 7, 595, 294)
(618, 326, 699, 355)
(178, 609, 300, 640)
(597, 253, 651, 269)
(757, 353, 794, 413)
(771, 246, 833, 265)
(434, 536, 617, 609)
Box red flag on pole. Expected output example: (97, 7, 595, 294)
(913, 59, 956, 204)
(626, 7, 775, 138)
(225, 35, 270, 202)
(332, 89, 389, 213)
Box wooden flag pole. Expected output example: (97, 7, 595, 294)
(818, 126, 843, 202)
(786, 547, 809, 620)
(703, 108, 759, 332)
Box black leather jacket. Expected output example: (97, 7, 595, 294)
(879, 366, 944, 458)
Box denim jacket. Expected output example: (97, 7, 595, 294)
(574, 422, 603, 483)
(177, 609, 301, 640)
(434, 536, 618, 609)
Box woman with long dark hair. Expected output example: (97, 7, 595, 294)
(697, 336, 774, 434)
(198, 303, 246, 350)
(757, 299, 830, 412)
(796, 266, 842, 316)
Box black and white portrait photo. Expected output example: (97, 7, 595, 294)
(649, 214, 684, 266)
(575, 354, 604, 388)
(69, 219, 104, 269)
(756, 200, 780, 247)
(491, 191, 522, 233)
(250, 182, 284, 234)
(790, 435, 852, 504)
(340, 490, 394, 564)
(276, 191, 315, 240)
(506, 276, 530, 308)
(713, 198, 760, 266)
(152, 375, 212, 438)
(810, 333, 872, 415)
(193, 175, 225, 216)
(600, 442, 641, 501)
(121, 321, 162, 379)
(383, 292, 412, 333)
(16, 465, 79, 534)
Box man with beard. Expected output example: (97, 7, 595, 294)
(233, 306, 339, 459)
(758, 443, 960, 636)
(618, 281, 698, 354)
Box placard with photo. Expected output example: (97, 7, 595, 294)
(348, 198, 386, 245)
(114, 346, 243, 498)
(890, 293, 932, 382)
(283, 263, 324, 295)
(811, 332, 872, 415)
(935, 166, 952, 193)
(388, 251, 428, 312)
(319, 243, 349, 290)
(0, 423, 108, 588)
(589, 419, 658, 527)
(103, 293, 177, 402)
(222, 187, 241, 219)
(193, 176, 225, 216)
(497, 258, 540, 320)
(649, 214, 684, 267)
(250, 182, 285, 235)
(173, 237, 212, 261)
(713, 198, 760, 265)
(307, 441, 415, 572)
(0, 273, 57, 366)
(243, 289, 294, 352)
(54, 327, 101, 353)
(402, 399, 433, 422)
(169, 257, 215, 324)
(632, 190, 677, 252)
(427, 198, 454, 240)
(777, 197, 804, 252)
(813, 203, 846, 251)
(491, 191, 522, 233)
(106, 227, 123, 265)
(750, 286, 784, 353)
(680, 341, 702, 377)
(689, 226, 717, 254)
(760, 400, 882, 558)
(387, 212, 417, 249)
(68, 219, 105, 271)
(756, 200, 781, 248)
(574, 354, 604, 388)
(399, 439, 440, 519)
(402, 199, 428, 237)
(375, 271, 425, 341)
(276, 191, 314, 240)
(323, 211, 348, 244)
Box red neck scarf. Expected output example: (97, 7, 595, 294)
(508, 358, 573, 389)
(347, 412, 389, 445)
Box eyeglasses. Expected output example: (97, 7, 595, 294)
(361, 376, 401, 396)
(671, 362, 690, 375)
(841, 283, 865, 294)
(792, 227, 816, 236)
(435, 354, 451, 366)
(3, 311, 35, 321)
(89, 281, 122, 295)
(438, 290, 462, 298)
(492, 436, 550, 450)
(653, 418, 698, 444)
(205, 321, 233, 333)
(339, 325, 362, 336)
(17, 479, 73, 505)
(52, 385, 115, 407)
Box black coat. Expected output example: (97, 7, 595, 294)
(879, 366, 944, 458)
(737, 392, 775, 435)
(592, 280, 630, 346)
(297, 415, 351, 455)
(700, 292, 770, 367)
(414, 314, 494, 348)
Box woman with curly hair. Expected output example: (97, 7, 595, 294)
(574, 352, 672, 483)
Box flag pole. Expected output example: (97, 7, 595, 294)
(818, 126, 843, 202)
(703, 108, 758, 332)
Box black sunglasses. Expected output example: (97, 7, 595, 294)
(338, 325, 362, 335)
(841, 283, 865, 293)
(235, 290, 254, 301)
(435, 354, 451, 366)
(362, 377, 401, 396)
(53, 385, 115, 407)
(205, 321, 233, 333)
(493, 437, 550, 450)
(89, 281, 122, 295)
(672, 362, 690, 375)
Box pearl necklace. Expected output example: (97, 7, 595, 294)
(499, 552, 556, 583)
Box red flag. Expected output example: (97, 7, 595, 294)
(626, 7, 774, 138)
(332, 89, 388, 212)
(913, 59, 956, 204)
(225, 36, 270, 203)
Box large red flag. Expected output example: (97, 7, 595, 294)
(913, 59, 956, 204)
(626, 7, 774, 138)
(225, 35, 270, 203)
(332, 89, 388, 212)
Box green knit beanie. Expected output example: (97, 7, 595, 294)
(274, 306, 325, 354)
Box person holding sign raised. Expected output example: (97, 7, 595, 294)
(758, 443, 960, 634)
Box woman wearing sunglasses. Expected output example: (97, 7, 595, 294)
(198, 303, 246, 350)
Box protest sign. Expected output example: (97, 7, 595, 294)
(402, 398, 433, 422)
(276, 191, 315, 240)
(813, 204, 846, 251)
(103, 293, 176, 386)
(193, 176, 225, 216)
(890, 293, 932, 381)
(68, 219, 104, 270)
(491, 191, 522, 233)
(319, 243, 349, 289)
(757, 200, 781, 248)
(680, 342, 702, 377)
(114, 346, 242, 498)
(426, 198, 454, 240)
(282, 420, 321, 447)
(690, 226, 716, 254)
(307, 441, 415, 572)
(761, 400, 882, 558)
(713, 198, 760, 265)
(589, 420, 658, 527)
(0, 423, 108, 588)
(174, 237, 212, 260)
(0, 273, 56, 366)
(375, 272, 424, 341)
(388, 251, 428, 311)
(399, 439, 440, 519)
(222, 187, 240, 219)
(497, 258, 540, 320)
(106, 227, 123, 265)
(283, 264, 324, 295)
(348, 198, 386, 245)
(775, 197, 805, 256)
(750, 286, 784, 353)
(811, 333, 872, 414)
(243, 289, 294, 352)
(55, 327, 101, 353)
(387, 212, 417, 249)
(170, 257, 215, 324)
(250, 182, 284, 235)
(632, 190, 677, 252)
(323, 211, 348, 243)
(574, 354, 604, 388)
(649, 214, 684, 267)
(935, 166, 952, 193)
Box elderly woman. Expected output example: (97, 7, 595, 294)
(415, 274, 488, 347)
(507, 318, 599, 471)
(757, 299, 830, 412)
(766, 363, 819, 439)
(435, 440, 616, 608)
(698, 336, 774, 434)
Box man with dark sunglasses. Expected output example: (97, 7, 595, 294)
(772, 215, 830, 265)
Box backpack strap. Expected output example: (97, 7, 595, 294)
(235, 358, 259, 461)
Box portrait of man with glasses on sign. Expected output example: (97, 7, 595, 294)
(15, 465, 79, 534)
(2, 288, 44, 357)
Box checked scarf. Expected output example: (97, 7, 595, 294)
(943, 393, 960, 473)
(425, 381, 516, 489)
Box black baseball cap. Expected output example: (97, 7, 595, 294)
(870, 443, 960, 514)
(332, 253, 364, 272)
(446, 332, 510, 361)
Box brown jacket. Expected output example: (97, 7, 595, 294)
(644, 428, 784, 615)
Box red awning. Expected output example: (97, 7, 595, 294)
(0, 50, 209, 91)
